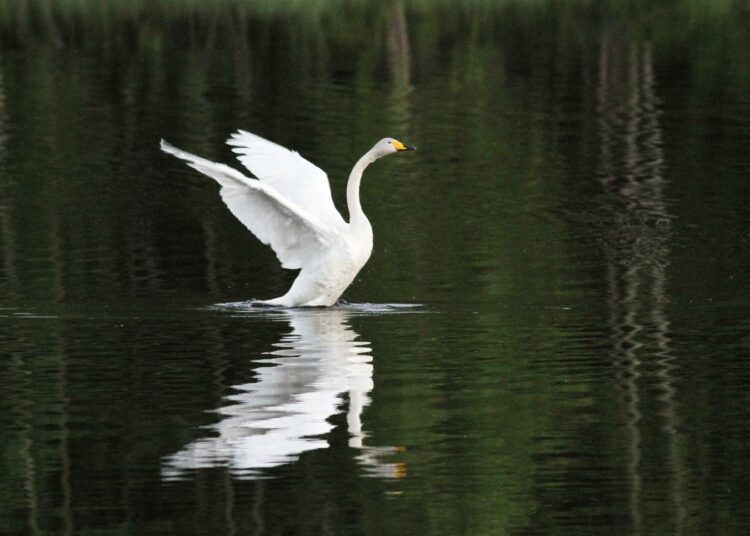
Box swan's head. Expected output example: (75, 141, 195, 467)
(373, 138, 416, 159)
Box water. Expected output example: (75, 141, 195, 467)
(2, 2, 750, 534)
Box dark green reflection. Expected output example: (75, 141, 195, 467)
(2, 1, 750, 535)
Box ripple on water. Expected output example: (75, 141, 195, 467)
(208, 300, 426, 316)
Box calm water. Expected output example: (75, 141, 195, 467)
(2, 2, 750, 534)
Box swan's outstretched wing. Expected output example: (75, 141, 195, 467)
(226, 130, 346, 229)
(161, 140, 341, 270)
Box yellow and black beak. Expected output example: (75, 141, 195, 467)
(392, 140, 417, 152)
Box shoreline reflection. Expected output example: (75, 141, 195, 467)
(162, 308, 404, 480)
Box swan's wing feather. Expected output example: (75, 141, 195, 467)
(226, 130, 346, 229)
(161, 140, 340, 270)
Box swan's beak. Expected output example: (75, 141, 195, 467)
(393, 140, 416, 152)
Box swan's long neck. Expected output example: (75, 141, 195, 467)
(347, 149, 377, 226)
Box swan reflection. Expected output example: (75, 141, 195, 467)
(162, 308, 404, 480)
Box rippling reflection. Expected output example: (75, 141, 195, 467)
(596, 35, 686, 534)
(0, 56, 5, 157)
(385, 0, 411, 87)
(162, 308, 404, 480)
(0, 58, 11, 301)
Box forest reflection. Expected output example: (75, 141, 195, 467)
(1, 1, 750, 533)
(0, 0, 747, 305)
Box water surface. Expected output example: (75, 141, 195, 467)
(1, 2, 750, 534)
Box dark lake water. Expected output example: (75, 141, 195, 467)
(2, 2, 750, 534)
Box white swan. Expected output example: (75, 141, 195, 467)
(161, 131, 415, 307)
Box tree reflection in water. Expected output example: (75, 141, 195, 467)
(595, 34, 685, 534)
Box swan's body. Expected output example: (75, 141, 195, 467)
(160, 131, 414, 307)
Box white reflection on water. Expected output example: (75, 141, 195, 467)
(162, 308, 405, 480)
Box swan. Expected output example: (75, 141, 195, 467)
(160, 131, 415, 306)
